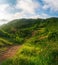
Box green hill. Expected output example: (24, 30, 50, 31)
(0, 17, 58, 65)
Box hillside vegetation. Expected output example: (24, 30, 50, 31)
(0, 17, 58, 65)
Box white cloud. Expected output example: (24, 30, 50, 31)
(0, 4, 8, 19)
(12, 0, 49, 19)
(0, 0, 41, 20)
(0, 4, 14, 20)
(43, 0, 58, 11)
(16, 0, 40, 14)
(0, 0, 51, 25)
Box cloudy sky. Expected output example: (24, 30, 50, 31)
(0, 0, 58, 25)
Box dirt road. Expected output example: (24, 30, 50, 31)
(0, 45, 21, 62)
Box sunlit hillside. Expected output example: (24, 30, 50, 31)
(0, 18, 58, 65)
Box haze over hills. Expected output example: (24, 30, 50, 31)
(0, 19, 8, 25)
(0, 17, 58, 65)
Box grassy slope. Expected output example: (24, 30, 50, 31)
(0, 38, 13, 56)
(0, 17, 58, 65)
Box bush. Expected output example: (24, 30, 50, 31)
(48, 32, 58, 41)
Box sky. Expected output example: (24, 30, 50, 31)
(0, 0, 58, 25)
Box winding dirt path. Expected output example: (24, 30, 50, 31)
(0, 45, 21, 62)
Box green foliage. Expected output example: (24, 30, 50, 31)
(0, 38, 12, 47)
(48, 32, 58, 43)
(0, 17, 58, 65)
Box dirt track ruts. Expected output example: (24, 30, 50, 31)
(0, 45, 21, 62)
